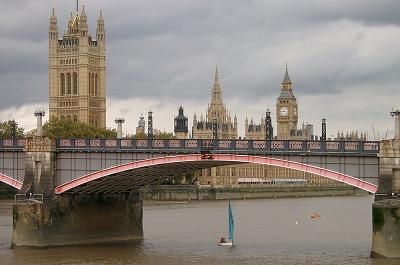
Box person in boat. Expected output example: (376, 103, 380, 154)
(220, 234, 226, 243)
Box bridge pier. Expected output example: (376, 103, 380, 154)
(12, 136, 143, 247)
(12, 193, 143, 247)
(371, 139, 400, 258)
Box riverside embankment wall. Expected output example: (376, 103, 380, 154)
(140, 185, 368, 201)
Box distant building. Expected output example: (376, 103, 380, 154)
(276, 65, 314, 140)
(194, 65, 333, 187)
(136, 114, 145, 135)
(174, 106, 188, 139)
(192, 67, 238, 139)
(245, 117, 266, 140)
(48, 6, 106, 127)
(334, 130, 367, 141)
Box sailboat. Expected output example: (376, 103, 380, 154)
(218, 198, 234, 246)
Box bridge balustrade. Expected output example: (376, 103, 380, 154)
(50, 139, 380, 155)
(0, 139, 27, 151)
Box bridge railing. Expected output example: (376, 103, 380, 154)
(53, 139, 380, 154)
(0, 139, 27, 151)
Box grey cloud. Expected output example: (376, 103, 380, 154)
(0, 0, 399, 137)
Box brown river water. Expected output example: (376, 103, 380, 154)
(0, 196, 399, 265)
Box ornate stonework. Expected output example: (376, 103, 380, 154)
(192, 67, 237, 139)
(245, 117, 266, 140)
(276, 65, 298, 139)
(48, 6, 106, 128)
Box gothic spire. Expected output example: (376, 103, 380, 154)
(214, 66, 220, 87)
(211, 66, 223, 104)
(80, 5, 87, 18)
(50, 8, 57, 20)
(282, 63, 292, 84)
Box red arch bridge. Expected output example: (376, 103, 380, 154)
(0, 138, 379, 194)
(3, 138, 385, 249)
(55, 154, 378, 194)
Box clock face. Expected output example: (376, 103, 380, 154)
(280, 107, 288, 116)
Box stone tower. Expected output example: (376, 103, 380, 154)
(192, 67, 238, 139)
(48, 6, 106, 128)
(276, 65, 298, 139)
(174, 106, 188, 139)
(136, 114, 146, 135)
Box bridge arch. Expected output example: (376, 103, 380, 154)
(0, 172, 22, 190)
(55, 154, 378, 195)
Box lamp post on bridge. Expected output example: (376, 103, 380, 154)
(10, 119, 17, 140)
(115, 118, 125, 139)
(321, 117, 326, 141)
(265, 108, 273, 140)
(390, 109, 400, 140)
(148, 111, 153, 140)
(34, 110, 45, 137)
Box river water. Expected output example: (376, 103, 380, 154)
(0, 196, 398, 265)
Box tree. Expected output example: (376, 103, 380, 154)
(42, 118, 117, 139)
(0, 120, 24, 138)
(153, 129, 175, 139)
(133, 129, 175, 139)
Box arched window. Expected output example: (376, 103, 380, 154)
(73, 114, 78, 122)
(66, 73, 71, 94)
(95, 74, 98, 95)
(60, 73, 65, 95)
(67, 115, 71, 120)
(73, 72, 78, 94)
(60, 115, 65, 120)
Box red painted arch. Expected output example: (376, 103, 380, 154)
(0, 172, 22, 190)
(55, 154, 378, 194)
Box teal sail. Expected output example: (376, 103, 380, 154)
(228, 199, 234, 241)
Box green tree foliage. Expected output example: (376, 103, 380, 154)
(42, 118, 117, 139)
(133, 129, 175, 139)
(0, 120, 24, 138)
(157, 171, 198, 185)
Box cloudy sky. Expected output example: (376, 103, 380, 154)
(0, 0, 399, 139)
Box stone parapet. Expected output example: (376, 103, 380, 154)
(21, 137, 56, 196)
(377, 139, 400, 194)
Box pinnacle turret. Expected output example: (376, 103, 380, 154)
(211, 66, 223, 105)
(282, 63, 292, 84)
(50, 8, 57, 22)
(80, 5, 87, 19)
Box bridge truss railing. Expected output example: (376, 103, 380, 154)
(53, 139, 380, 155)
(0, 139, 27, 151)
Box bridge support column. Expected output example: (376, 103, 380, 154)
(20, 137, 56, 197)
(12, 192, 143, 247)
(371, 139, 400, 258)
(371, 199, 400, 258)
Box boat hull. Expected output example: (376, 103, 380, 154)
(218, 241, 233, 246)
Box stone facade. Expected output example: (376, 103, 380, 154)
(245, 117, 266, 140)
(136, 114, 145, 135)
(48, 7, 106, 128)
(334, 130, 368, 141)
(192, 67, 238, 139)
(193, 66, 333, 187)
(276, 65, 313, 140)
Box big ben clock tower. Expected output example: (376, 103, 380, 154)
(276, 65, 298, 139)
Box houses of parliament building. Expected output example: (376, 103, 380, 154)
(172, 66, 337, 186)
(48, 6, 106, 128)
(48, 5, 359, 187)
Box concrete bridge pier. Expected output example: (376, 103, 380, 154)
(371, 139, 400, 258)
(12, 136, 143, 247)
